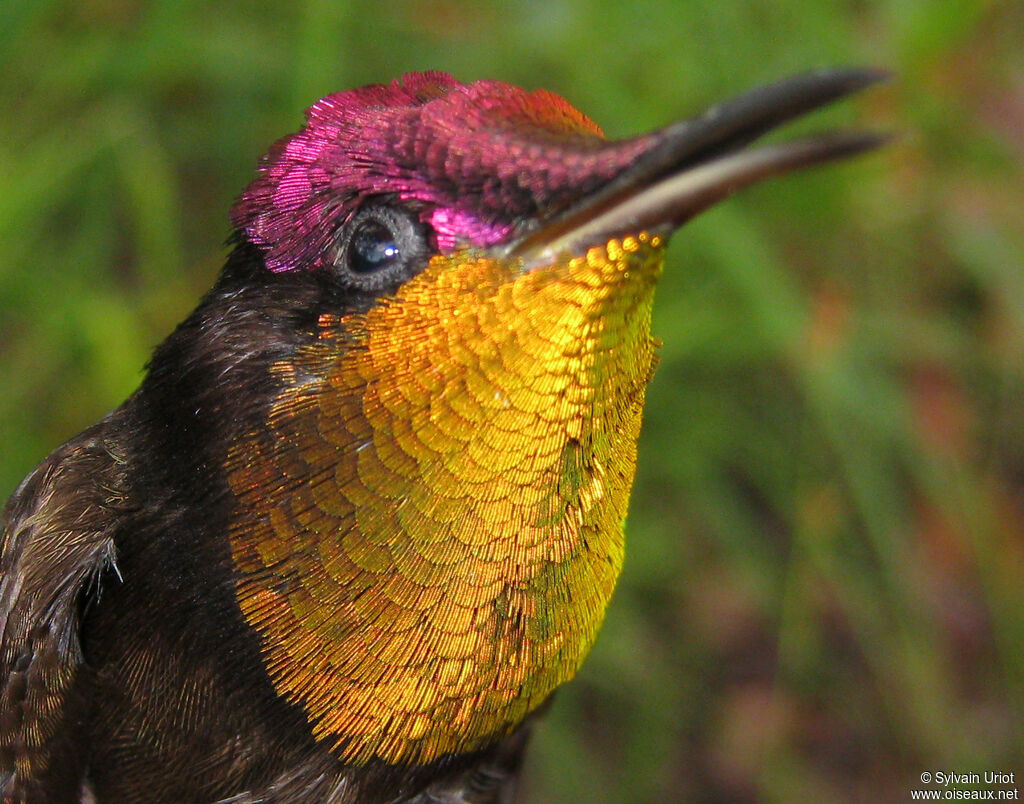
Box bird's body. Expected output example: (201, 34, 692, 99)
(0, 70, 884, 802)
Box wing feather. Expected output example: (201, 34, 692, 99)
(0, 425, 126, 799)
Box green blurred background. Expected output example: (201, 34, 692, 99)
(2, 1, 1022, 801)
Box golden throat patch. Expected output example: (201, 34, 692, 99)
(227, 234, 663, 765)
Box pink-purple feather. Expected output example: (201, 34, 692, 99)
(230, 72, 656, 273)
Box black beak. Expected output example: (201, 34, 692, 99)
(510, 68, 890, 268)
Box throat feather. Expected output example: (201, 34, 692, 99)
(227, 236, 662, 765)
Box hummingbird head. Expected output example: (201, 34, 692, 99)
(230, 71, 645, 279)
(219, 70, 886, 766)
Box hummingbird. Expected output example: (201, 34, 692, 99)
(0, 69, 886, 803)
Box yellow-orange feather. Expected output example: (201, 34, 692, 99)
(227, 233, 663, 764)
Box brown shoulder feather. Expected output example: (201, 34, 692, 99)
(0, 424, 127, 800)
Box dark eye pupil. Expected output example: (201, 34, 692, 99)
(334, 203, 433, 291)
(349, 221, 400, 273)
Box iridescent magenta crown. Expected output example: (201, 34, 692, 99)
(231, 72, 654, 272)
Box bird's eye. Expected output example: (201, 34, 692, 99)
(349, 220, 400, 274)
(334, 204, 433, 293)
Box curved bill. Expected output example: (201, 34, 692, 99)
(509, 68, 891, 268)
